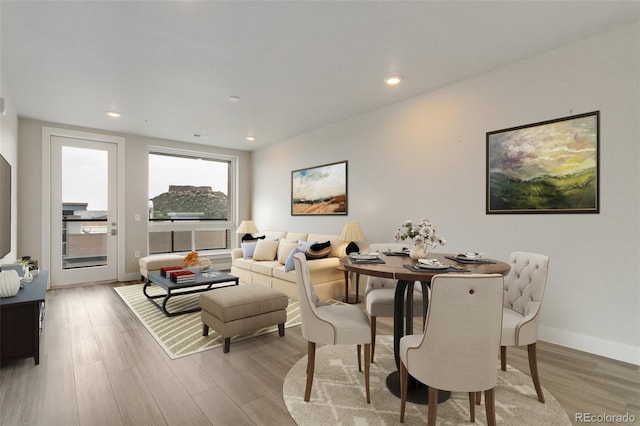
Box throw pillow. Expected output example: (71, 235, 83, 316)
(277, 241, 300, 264)
(252, 239, 280, 261)
(284, 241, 317, 272)
(306, 240, 332, 259)
(241, 241, 258, 259)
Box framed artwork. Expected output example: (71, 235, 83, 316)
(487, 111, 599, 214)
(291, 161, 347, 215)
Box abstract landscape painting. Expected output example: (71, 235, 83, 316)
(487, 111, 599, 214)
(291, 161, 347, 215)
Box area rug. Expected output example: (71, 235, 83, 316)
(283, 336, 571, 426)
(114, 283, 303, 359)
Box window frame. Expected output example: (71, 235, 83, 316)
(147, 146, 238, 255)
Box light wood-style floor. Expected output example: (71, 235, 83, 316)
(1, 283, 638, 425)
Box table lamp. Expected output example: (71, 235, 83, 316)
(340, 222, 366, 255)
(236, 220, 259, 242)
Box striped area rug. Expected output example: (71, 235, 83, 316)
(114, 283, 302, 359)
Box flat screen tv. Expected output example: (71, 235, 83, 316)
(0, 154, 11, 258)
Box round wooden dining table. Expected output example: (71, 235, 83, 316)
(339, 252, 511, 404)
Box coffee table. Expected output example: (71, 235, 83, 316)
(144, 270, 239, 317)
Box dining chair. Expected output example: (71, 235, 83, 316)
(399, 274, 504, 426)
(293, 253, 372, 403)
(500, 251, 550, 403)
(364, 243, 424, 362)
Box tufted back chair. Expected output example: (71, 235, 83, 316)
(364, 243, 424, 362)
(399, 274, 505, 425)
(500, 251, 550, 403)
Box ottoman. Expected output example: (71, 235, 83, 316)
(199, 284, 288, 353)
(139, 254, 185, 282)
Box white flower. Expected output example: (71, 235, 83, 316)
(394, 218, 445, 248)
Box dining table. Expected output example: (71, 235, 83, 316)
(339, 251, 511, 404)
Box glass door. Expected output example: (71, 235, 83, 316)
(50, 136, 118, 286)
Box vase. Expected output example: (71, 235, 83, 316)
(409, 243, 429, 260)
(0, 270, 21, 298)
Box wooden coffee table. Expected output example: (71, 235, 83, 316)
(144, 270, 239, 317)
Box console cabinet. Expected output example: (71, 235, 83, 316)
(0, 271, 47, 365)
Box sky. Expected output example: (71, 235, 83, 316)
(61, 149, 228, 211)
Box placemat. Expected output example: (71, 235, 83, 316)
(445, 256, 496, 264)
(403, 264, 469, 273)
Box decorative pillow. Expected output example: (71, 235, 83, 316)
(284, 241, 317, 272)
(252, 239, 280, 261)
(306, 241, 332, 259)
(277, 241, 300, 264)
(241, 241, 258, 259)
(242, 234, 265, 242)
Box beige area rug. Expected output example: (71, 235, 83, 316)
(114, 283, 303, 359)
(283, 336, 571, 426)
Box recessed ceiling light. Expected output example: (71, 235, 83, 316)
(229, 96, 241, 102)
(106, 111, 121, 118)
(384, 75, 403, 86)
(245, 136, 256, 142)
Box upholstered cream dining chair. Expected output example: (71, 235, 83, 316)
(365, 243, 424, 362)
(500, 251, 550, 403)
(399, 274, 504, 426)
(293, 253, 372, 403)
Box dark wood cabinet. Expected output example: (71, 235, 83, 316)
(0, 271, 47, 365)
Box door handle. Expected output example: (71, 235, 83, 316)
(111, 229, 118, 236)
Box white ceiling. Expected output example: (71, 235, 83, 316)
(2, 1, 639, 151)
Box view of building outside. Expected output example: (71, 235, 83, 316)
(61, 147, 109, 269)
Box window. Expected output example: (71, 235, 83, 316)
(148, 148, 236, 255)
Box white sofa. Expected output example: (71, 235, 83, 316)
(230, 231, 348, 301)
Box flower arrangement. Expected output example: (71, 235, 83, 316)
(183, 251, 200, 267)
(394, 219, 446, 248)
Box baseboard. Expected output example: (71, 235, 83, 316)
(539, 325, 639, 365)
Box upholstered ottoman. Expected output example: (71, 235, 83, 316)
(199, 284, 288, 353)
(139, 254, 185, 282)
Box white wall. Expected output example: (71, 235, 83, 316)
(252, 22, 640, 364)
(0, 77, 18, 264)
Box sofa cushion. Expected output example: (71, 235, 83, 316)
(284, 241, 317, 272)
(253, 240, 280, 261)
(277, 241, 300, 264)
(233, 258, 254, 271)
(285, 232, 308, 242)
(241, 241, 258, 259)
(274, 257, 342, 283)
(251, 260, 280, 276)
(306, 241, 332, 259)
(262, 230, 287, 240)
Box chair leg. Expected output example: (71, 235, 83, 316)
(357, 344, 362, 372)
(475, 391, 481, 405)
(370, 316, 377, 363)
(528, 343, 545, 403)
(427, 387, 438, 426)
(468, 392, 475, 422)
(500, 345, 507, 371)
(304, 341, 316, 402)
(364, 343, 371, 403)
(485, 388, 496, 426)
(400, 361, 408, 423)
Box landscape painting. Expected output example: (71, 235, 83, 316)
(487, 111, 599, 214)
(292, 161, 347, 215)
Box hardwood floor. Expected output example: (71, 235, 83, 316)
(1, 283, 638, 425)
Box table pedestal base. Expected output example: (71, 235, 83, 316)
(385, 371, 451, 405)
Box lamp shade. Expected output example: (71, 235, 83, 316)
(236, 220, 258, 235)
(340, 222, 366, 242)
